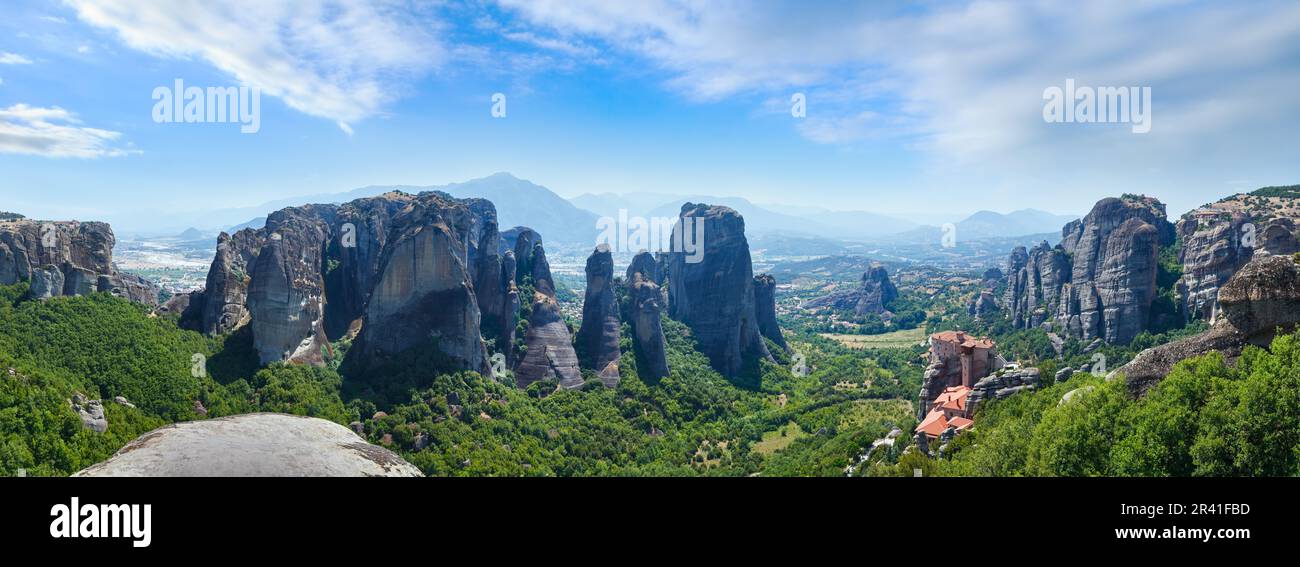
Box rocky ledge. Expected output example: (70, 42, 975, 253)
(1120, 254, 1300, 395)
(73, 413, 422, 477)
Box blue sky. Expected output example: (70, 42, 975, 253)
(1, 0, 1299, 229)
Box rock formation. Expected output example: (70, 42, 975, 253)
(511, 229, 583, 389)
(1176, 193, 1300, 322)
(753, 274, 789, 352)
(965, 368, 1040, 415)
(1004, 241, 1069, 329)
(1004, 196, 1174, 344)
(0, 218, 159, 305)
(666, 203, 772, 379)
(967, 290, 999, 321)
(626, 252, 669, 381)
(1120, 254, 1300, 395)
(74, 413, 422, 477)
(803, 263, 898, 316)
(576, 245, 621, 387)
(70, 392, 108, 433)
(184, 191, 511, 375)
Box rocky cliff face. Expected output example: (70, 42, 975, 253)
(1004, 241, 1069, 329)
(753, 274, 789, 352)
(1004, 196, 1174, 344)
(576, 245, 621, 387)
(666, 203, 772, 379)
(1120, 254, 1300, 395)
(511, 229, 583, 389)
(0, 218, 158, 305)
(626, 252, 669, 381)
(803, 263, 898, 316)
(186, 191, 509, 374)
(1176, 211, 1253, 322)
(1175, 190, 1300, 323)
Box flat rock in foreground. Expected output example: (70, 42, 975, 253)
(74, 413, 422, 477)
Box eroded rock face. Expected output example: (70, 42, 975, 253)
(967, 290, 999, 321)
(666, 204, 772, 378)
(247, 206, 334, 365)
(73, 413, 422, 477)
(1120, 254, 1300, 395)
(627, 255, 669, 381)
(0, 219, 158, 305)
(1004, 196, 1174, 344)
(753, 274, 789, 352)
(187, 192, 506, 375)
(1177, 211, 1254, 322)
(966, 368, 1040, 415)
(1004, 241, 1069, 329)
(576, 245, 620, 387)
(512, 230, 582, 389)
(627, 251, 664, 286)
(70, 393, 107, 433)
(803, 263, 898, 316)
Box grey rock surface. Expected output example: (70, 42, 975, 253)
(576, 245, 621, 387)
(666, 203, 772, 378)
(74, 413, 422, 477)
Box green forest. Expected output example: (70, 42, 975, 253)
(0, 282, 919, 477)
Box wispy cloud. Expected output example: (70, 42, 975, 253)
(495, 0, 1300, 160)
(66, 0, 446, 131)
(0, 103, 137, 158)
(0, 52, 34, 65)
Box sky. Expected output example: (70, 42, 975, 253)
(1, 0, 1298, 229)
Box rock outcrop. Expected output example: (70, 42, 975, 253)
(803, 263, 898, 316)
(185, 191, 510, 375)
(753, 274, 789, 352)
(1175, 190, 1300, 323)
(966, 368, 1040, 415)
(70, 393, 107, 433)
(74, 413, 422, 477)
(1177, 210, 1254, 322)
(1004, 241, 1069, 329)
(0, 218, 158, 305)
(626, 252, 669, 381)
(666, 204, 772, 378)
(576, 245, 621, 387)
(1004, 196, 1174, 344)
(1120, 254, 1300, 395)
(511, 229, 583, 389)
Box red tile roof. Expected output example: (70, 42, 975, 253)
(916, 409, 949, 437)
(934, 385, 971, 412)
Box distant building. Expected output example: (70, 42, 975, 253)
(928, 330, 997, 388)
(916, 385, 974, 439)
(916, 331, 1003, 441)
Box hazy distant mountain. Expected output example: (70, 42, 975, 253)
(890, 208, 1079, 243)
(957, 209, 1079, 239)
(131, 173, 599, 245)
(176, 227, 207, 240)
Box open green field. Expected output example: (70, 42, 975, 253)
(751, 422, 808, 456)
(819, 326, 927, 349)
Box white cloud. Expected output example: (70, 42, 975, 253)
(66, 0, 445, 129)
(0, 103, 137, 158)
(0, 52, 34, 65)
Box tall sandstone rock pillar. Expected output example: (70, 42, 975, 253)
(512, 229, 583, 389)
(666, 203, 772, 379)
(626, 252, 669, 381)
(576, 245, 622, 387)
